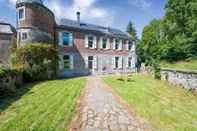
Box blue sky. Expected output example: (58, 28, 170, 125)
(0, 0, 166, 38)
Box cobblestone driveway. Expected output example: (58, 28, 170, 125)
(70, 76, 149, 131)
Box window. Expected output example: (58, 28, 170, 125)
(88, 56, 94, 69)
(18, 7, 25, 20)
(115, 39, 119, 50)
(88, 36, 94, 48)
(128, 57, 132, 67)
(128, 41, 132, 50)
(63, 55, 70, 69)
(21, 32, 28, 40)
(102, 38, 107, 49)
(62, 32, 69, 46)
(115, 57, 119, 68)
(85, 35, 96, 49)
(61, 32, 73, 46)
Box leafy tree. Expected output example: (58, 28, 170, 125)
(138, 0, 197, 65)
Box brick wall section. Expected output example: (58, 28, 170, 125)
(18, 4, 55, 35)
(57, 28, 131, 56)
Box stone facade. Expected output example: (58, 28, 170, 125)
(161, 69, 197, 92)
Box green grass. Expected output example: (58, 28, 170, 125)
(160, 59, 197, 70)
(0, 77, 86, 131)
(103, 74, 197, 131)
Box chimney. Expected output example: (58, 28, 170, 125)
(77, 11, 80, 24)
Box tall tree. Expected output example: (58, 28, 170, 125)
(126, 21, 138, 41)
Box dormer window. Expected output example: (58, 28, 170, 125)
(18, 7, 25, 21)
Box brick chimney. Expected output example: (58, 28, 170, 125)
(77, 11, 80, 24)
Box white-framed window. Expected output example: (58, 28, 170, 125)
(18, 7, 25, 21)
(100, 37, 110, 49)
(63, 55, 74, 70)
(86, 56, 97, 69)
(113, 39, 122, 50)
(85, 35, 96, 49)
(59, 31, 73, 47)
(127, 57, 132, 68)
(21, 32, 28, 41)
(113, 56, 123, 69)
(128, 41, 133, 50)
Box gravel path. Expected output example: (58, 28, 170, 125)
(70, 76, 149, 131)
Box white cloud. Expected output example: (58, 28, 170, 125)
(8, 0, 16, 6)
(46, 0, 114, 27)
(128, 0, 152, 10)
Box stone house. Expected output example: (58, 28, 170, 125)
(0, 22, 16, 67)
(16, 0, 137, 76)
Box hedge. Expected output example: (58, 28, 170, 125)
(0, 65, 23, 97)
(11, 43, 58, 82)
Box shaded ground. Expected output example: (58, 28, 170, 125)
(70, 76, 149, 131)
(103, 74, 197, 131)
(0, 77, 86, 131)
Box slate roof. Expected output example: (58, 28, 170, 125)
(0, 22, 15, 35)
(16, 0, 43, 5)
(59, 19, 131, 39)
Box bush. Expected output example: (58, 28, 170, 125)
(0, 65, 23, 97)
(12, 43, 58, 82)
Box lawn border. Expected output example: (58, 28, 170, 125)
(100, 76, 153, 131)
(68, 77, 88, 131)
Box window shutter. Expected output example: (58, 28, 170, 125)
(119, 40, 122, 50)
(70, 55, 74, 69)
(107, 38, 110, 49)
(69, 33, 73, 46)
(126, 57, 129, 68)
(113, 39, 115, 49)
(112, 57, 115, 69)
(126, 40, 129, 50)
(94, 36, 97, 49)
(99, 37, 103, 48)
(59, 55, 63, 70)
(58, 32, 63, 46)
(119, 56, 123, 69)
(93, 56, 97, 69)
(85, 35, 89, 48)
(85, 56, 88, 68)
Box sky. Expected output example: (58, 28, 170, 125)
(0, 0, 167, 38)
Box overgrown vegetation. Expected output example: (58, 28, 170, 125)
(103, 75, 197, 131)
(12, 43, 58, 82)
(0, 65, 22, 97)
(0, 77, 86, 131)
(137, 0, 197, 67)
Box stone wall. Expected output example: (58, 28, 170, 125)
(161, 68, 197, 92)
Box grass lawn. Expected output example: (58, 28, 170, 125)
(0, 77, 86, 131)
(160, 59, 197, 70)
(103, 74, 197, 131)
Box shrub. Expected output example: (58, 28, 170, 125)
(0, 65, 22, 97)
(12, 43, 58, 82)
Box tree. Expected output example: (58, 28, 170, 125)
(126, 21, 138, 41)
